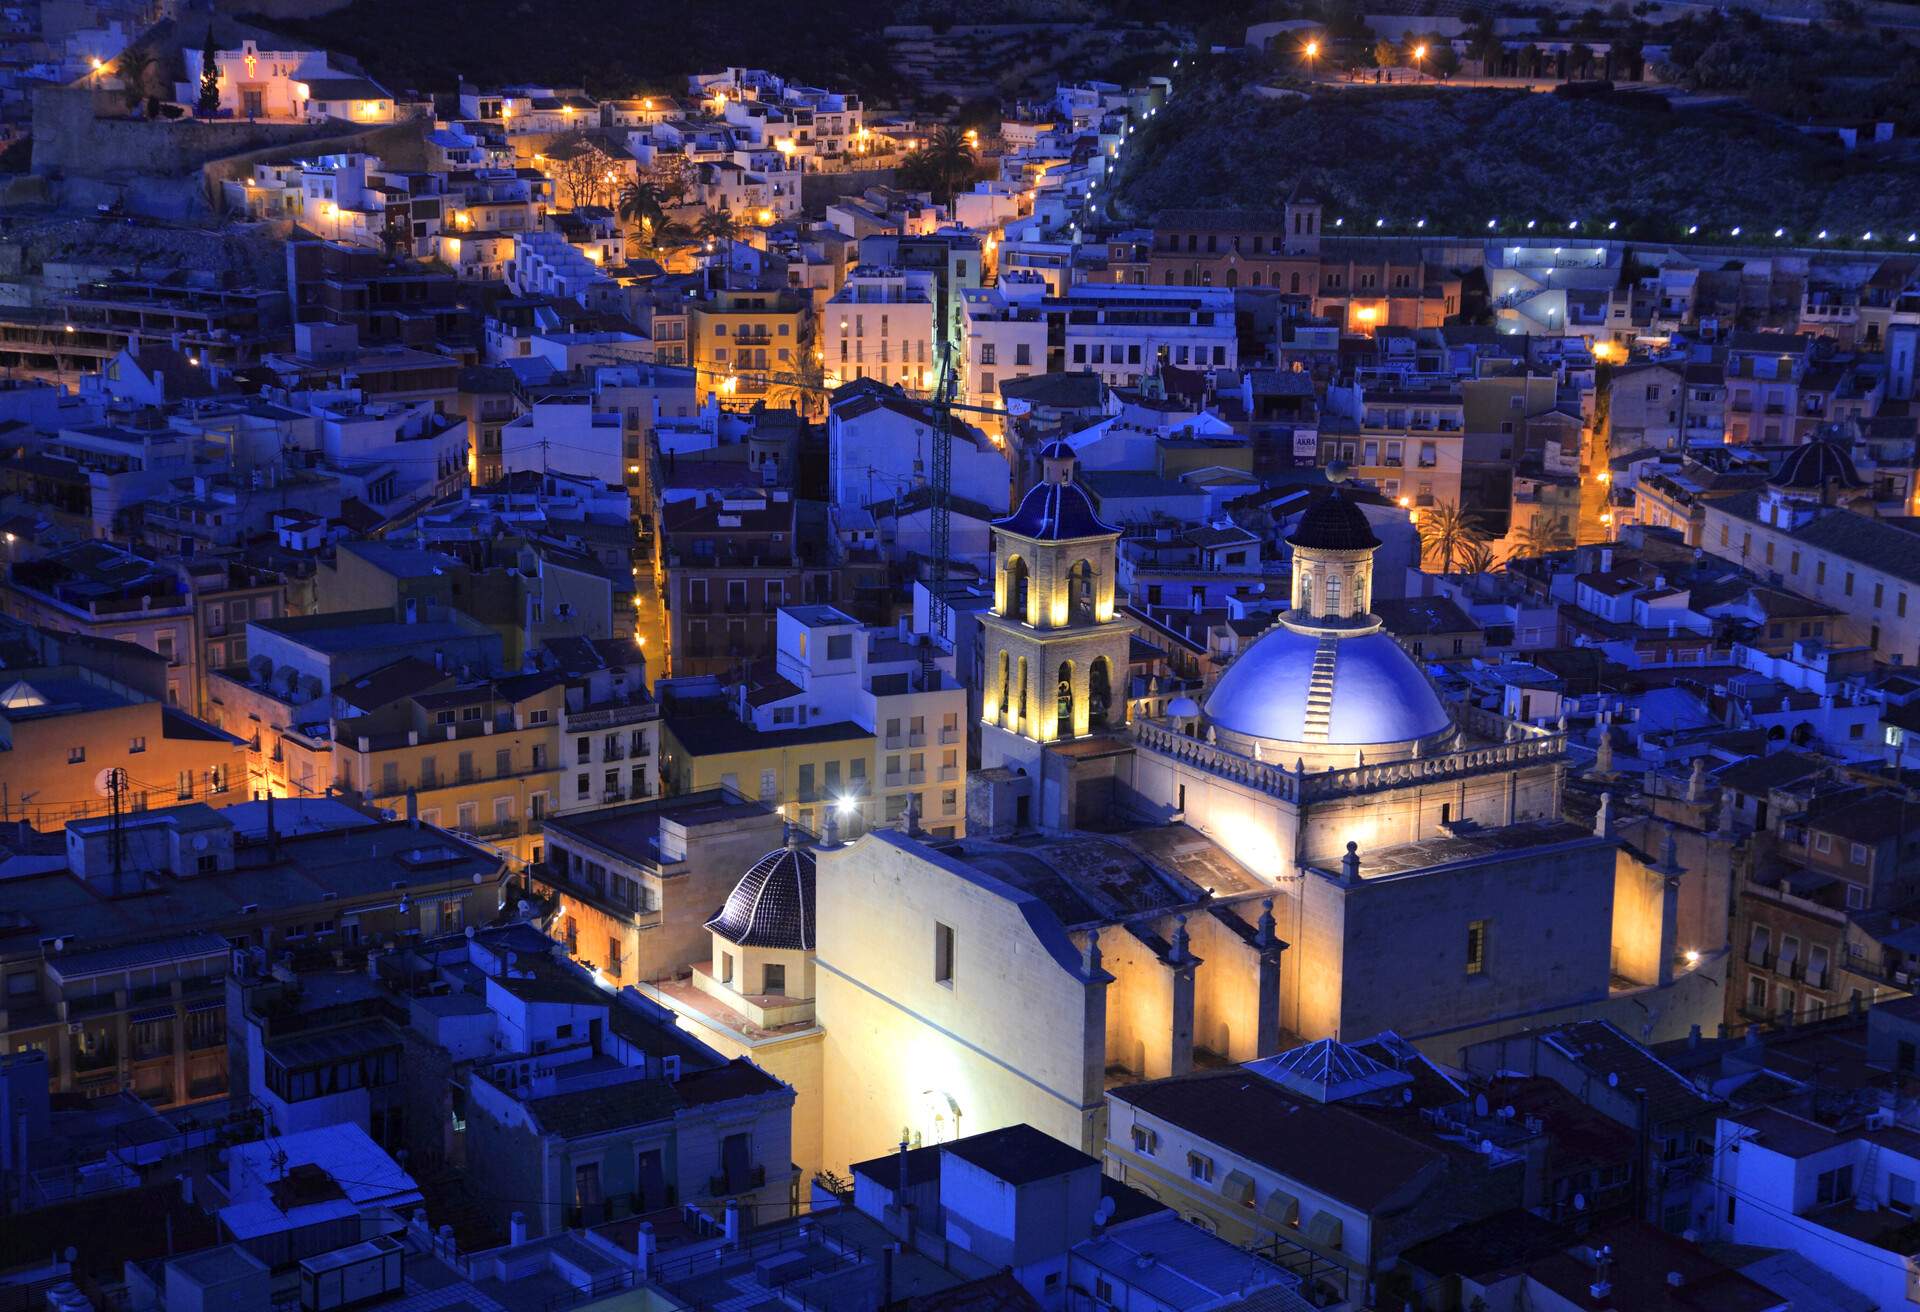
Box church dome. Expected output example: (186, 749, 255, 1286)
(993, 478, 1117, 541)
(1203, 625, 1452, 754)
(1771, 439, 1864, 492)
(706, 842, 815, 951)
(1288, 491, 1381, 552)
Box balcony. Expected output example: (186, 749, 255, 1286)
(908, 732, 927, 748)
(938, 766, 959, 782)
(478, 819, 520, 840)
(907, 769, 926, 786)
(602, 788, 627, 804)
(604, 744, 627, 761)
(939, 727, 960, 745)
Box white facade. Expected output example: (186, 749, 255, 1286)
(826, 266, 937, 392)
(827, 388, 1009, 522)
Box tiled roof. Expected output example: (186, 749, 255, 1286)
(706, 841, 815, 951)
(1285, 491, 1378, 552)
(992, 478, 1117, 542)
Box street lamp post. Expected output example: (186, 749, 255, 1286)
(1303, 39, 1319, 80)
(1412, 44, 1428, 81)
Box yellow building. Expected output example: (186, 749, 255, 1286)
(660, 716, 877, 836)
(0, 671, 248, 828)
(332, 677, 565, 867)
(688, 287, 811, 410)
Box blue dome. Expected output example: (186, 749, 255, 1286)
(992, 478, 1118, 541)
(1204, 626, 1451, 748)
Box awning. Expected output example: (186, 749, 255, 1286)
(1221, 1169, 1255, 1207)
(1306, 1210, 1345, 1250)
(130, 1006, 175, 1025)
(1261, 1188, 1300, 1226)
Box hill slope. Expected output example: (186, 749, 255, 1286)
(1114, 72, 1920, 238)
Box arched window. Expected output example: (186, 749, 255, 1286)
(1015, 656, 1029, 728)
(1057, 661, 1075, 739)
(1089, 656, 1113, 731)
(1324, 573, 1343, 617)
(996, 650, 1011, 722)
(1068, 559, 1096, 625)
(1005, 556, 1030, 623)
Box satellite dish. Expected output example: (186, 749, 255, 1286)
(1607, 1072, 1619, 1088)
(93, 767, 123, 798)
(1573, 1193, 1587, 1212)
(193, 835, 209, 852)
(1474, 1093, 1489, 1117)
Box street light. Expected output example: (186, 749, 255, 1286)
(1304, 39, 1319, 77)
(1412, 43, 1427, 79)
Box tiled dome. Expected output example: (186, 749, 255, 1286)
(706, 842, 815, 951)
(1772, 439, 1864, 491)
(1287, 492, 1381, 552)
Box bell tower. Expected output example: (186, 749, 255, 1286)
(979, 443, 1132, 787)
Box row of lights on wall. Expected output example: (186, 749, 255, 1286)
(1319, 214, 1918, 246)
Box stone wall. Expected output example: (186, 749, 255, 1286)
(801, 167, 897, 218)
(30, 88, 337, 179)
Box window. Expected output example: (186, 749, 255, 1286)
(1893, 1175, 1917, 1216)
(1130, 1125, 1157, 1156)
(763, 963, 786, 996)
(68, 746, 84, 764)
(1466, 920, 1488, 975)
(934, 921, 956, 986)
(827, 634, 852, 660)
(1187, 1151, 1214, 1183)
(720, 951, 734, 984)
(1747, 974, 1767, 1011)
(1817, 1165, 1854, 1205)
(1851, 841, 1870, 865)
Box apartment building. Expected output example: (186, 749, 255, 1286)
(687, 287, 811, 409)
(661, 487, 835, 677)
(1320, 386, 1466, 509)
(330, 674, 567, 867)
(0, 803, 503, 1110)
(825, 265, 937, 392)
(1146, 203, 1322, 292)
(536, 790, 783, 987)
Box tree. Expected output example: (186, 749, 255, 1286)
(648, 155, 694, 205)
(1418, 500, 1489, 572)
(1517, 514, 1575, 558)
(549, 135, 617, 209)
(1468, 25, 1506, 73)
(1373, 37, 1402, 67)
(1518, 43, 1545, 78)
(697, 206, 741, 289)
(1428, 44, 1461, 79)
(1569, 42, 1595, 79)
(616, 179, 665, 239)
(196, 27, 220, 116)
(915, 124, 978, 206)
(115, 44, 161, 115)
(1458, 539, 1498, 576)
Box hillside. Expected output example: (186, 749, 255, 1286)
(1112, 68, 1920, 239)
(252, 0, 913, 100)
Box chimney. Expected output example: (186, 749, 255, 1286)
(635, 1222, 655, 1277)
(406, 788, 419, 828)
(508, 1212, 527, 1246)
(266, 793, 278, 859)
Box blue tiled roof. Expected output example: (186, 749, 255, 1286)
(992, 479, 1117, 541)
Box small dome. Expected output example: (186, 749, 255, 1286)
(706, 844, 815, 951)
(1167, 695, 1202, 718)
(1288, 492, 1380, 552)
(1771, 439, 1864, 491)
(1039, 440, 1075, 461)
(992, 479, 1118, 541)
(1204, 626, 1451, 750)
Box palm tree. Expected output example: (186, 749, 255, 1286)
(918, 125, 977, 208)
(697, 206, 741, 289)
(1418, 500, 1489, 573)
(1467, 25, 1506, 75)
(1517, 514, 1574, 558)
(617, 180, 665, 241)
(1458, 539, 1498, 576)
(115, 44, 162, 115)
(643, 218, 692, 259)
